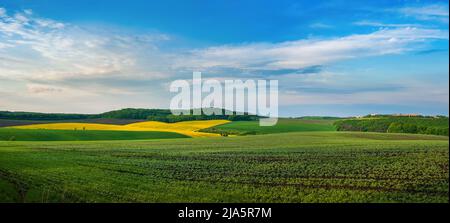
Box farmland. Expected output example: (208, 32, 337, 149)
(0, 128, 188, 141)
(0, 132, 448, 203)
(0, 114, 448, 203)
(202, 118, 337, 135)
(0, 117, 339, 140)
(0, 118, 147, 127)
(5, 120, 230, 138)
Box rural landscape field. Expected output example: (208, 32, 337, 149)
(0, 110, 448, 203)
(1, 0, 449, 208)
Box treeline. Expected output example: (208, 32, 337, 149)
(147, 108, 259, 123)
(0, 108, 260, 123)
(0, 111, 94, 120)
(334, 116, 449, 136)
(148, 114, 258, 123)
(101, 108, 172, 119)
(386, 122, 448, 136)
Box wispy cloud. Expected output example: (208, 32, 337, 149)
(176, 27, 448, 71)
(399, 4, 449, 23)
(27, 83, 63, 94)
(309, 22, 333, 29)
(353, 20, 421, 28)
(0, 8, 171, 81)
(280, 81, 449, 106)
(0, 8, 6, 17)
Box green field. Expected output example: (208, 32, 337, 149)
(0, 132, 448, 203)
(0, 128, 188, 141)
(202, 118, 337, 135)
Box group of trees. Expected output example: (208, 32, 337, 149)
(387, 122, 448, 136)
(100, 108, 260, 122)
(100, 108, 172, 119)
(147, 112, 259, 123)
(334, 116, 449, 136)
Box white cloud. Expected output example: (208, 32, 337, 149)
(309, 22, 333, 29)
(0, 8, 171, 81)
(27, 83, 63, 94)
(175, 27, 448, 71)
(0, 8, 177, 112)
(0, 8, 6, 17)
(353, 20, 421, 28)
(399, 4, 449, 23)
(280, 82, 449, 106)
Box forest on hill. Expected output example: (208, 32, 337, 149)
(0, 108, 260, 123)
(334, 116, 449, 136)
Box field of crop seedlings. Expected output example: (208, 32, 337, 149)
(0, 118, 147, 127)
(202, 118, 337, 135)
(0, 132, 448, 203)
(0, 128, 189, 141)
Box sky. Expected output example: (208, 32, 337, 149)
(0, 0, 448, 117)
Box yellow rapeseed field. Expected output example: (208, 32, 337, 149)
(11, 120, 230, 137)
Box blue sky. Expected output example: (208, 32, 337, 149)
(0, 0, 448, 116)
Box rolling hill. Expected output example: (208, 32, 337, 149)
(3, 120, 230, 139)
(0, 129, 188, 141)
(201, 118, 337, 135)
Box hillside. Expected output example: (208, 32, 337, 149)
(201, 118, 337, 135)
(5, 120, 230, 138)
(0, 129, 188, 141)
(0, 118, 146, 127)
(334, 115, 449, 136)
(0, 108, 260, 123)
